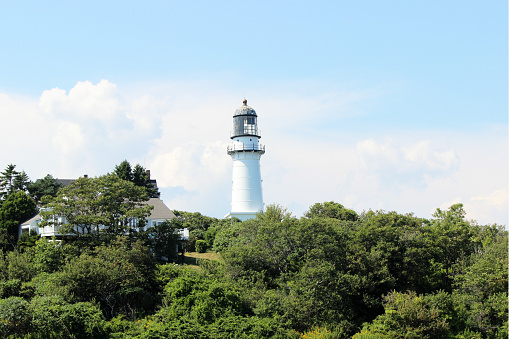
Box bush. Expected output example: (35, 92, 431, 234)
(195, 240, 207, 253)
(0, 279, 21, 298)
(0, 296, 31, 337)
(29, 295, 106, 338)
(6, 250, 36, 282)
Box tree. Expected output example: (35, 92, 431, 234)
(113, 160, 160, 198)
(0, 164, 20, 199)
(0, 191, 37, 251)
(429, 203, 479, 289)
(353, 291, 451, 339)
(43, 237, 158, 319)
(305, 201, 359, 221)
(12, 170, 30, 193)
(27, 174, 63, 204)
(172, 210, 220, 251)
(114, 160, 133, 182)
(147, 220, 182, 261)
(257, 203, 294, 223)
(40, 174, 152, 242)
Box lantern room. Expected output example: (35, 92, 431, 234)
(231, 99, 260, 138)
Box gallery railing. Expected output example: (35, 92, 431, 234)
(227, 144, 265, 155)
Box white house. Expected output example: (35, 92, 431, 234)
(19, 197, 189, 240)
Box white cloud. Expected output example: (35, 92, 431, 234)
(0, 79, 506, 226)
(51, 121, 84, 154)
(39, 80, 121, 123)
(1, 80, 164, 179)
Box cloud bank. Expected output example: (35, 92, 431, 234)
(0, 80, 506, 225)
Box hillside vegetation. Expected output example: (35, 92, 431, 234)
(0, 164, 506, 338)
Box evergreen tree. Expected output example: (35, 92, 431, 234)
(113, 160, 160, 198)
(0, 164, 20, 200)
(27, 174, 63, 204)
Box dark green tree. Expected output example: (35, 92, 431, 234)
(40, 237, 158, 319)
(147, 220, 182, 261)
(12, 170, 30, 193)
(133, 164, 159, 198)
(0, 191, 37, 251)
(114, 159, 133, 182)
(27, 174, 63, 204)
(0, 164, 20, 199)
(353, 291, 451, 339)
(113, 160, 160, 198)
(305, 201, 359, 221)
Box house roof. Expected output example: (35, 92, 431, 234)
(20, 214, 41, 226)
(56, 179, 74, 187)
(147, 198, 175, 220)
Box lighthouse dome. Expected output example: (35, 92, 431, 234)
(234, 99, 257, 116)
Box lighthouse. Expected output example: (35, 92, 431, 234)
(225, 99, 265, 221)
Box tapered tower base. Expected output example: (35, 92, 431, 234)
(224, 211, 258, 221)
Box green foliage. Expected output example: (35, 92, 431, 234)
(16, 229, 39, 252)
(32, 238, 64, 274)
(162, 270, 245, 323)
(172, 210, 225, 252)
(39, 237, 158, 319)
(29, 295, 106, 339)
(354, 291, 450, 339)
(450, 230, 508, 338)
(146, 220, 181, 261)
(453, 231, 507, 299)
(195, 239, 207, 253)
(0, 279, 21, 298)
(305, 201, 359, 221)
(0, 296, 30, 337)
(154, 263, 181, 287)
(114, 160, 160, 198)
(115, 160, 133, 182)
(257, 203, 294, 223)
(0, 164, 20, 199)
(27, 174, 63, 204)
(13, 170, 30, 194)
(203, 226, 218, 248)
(40, 174, 152, 242)
(429, 203, 479, 286)
(6, 250, 36, 282)
(0, 191, 37, 251)
(0, 196, 503, 338)
(213, 221, 243, 252)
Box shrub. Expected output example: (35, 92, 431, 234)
(195, 240, 207, 253)
(29, 295, 106, 338)
(0, 279, 21, 298)
(0, 296, 31, 337)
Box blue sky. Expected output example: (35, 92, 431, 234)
(0, 1, 507, 224)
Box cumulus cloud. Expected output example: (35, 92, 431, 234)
(0, 79, 506, 226)
(39, 80, 121, 123)
(356, 138, 460, 189)
(1, 80, 163, 179)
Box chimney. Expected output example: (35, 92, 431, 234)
(146, 170, 150, 179)
(84, 174, 88, 178)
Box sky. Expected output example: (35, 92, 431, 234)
(0, 1, 507, 225)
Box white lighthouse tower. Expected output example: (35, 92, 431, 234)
(226, 99, 265, 221)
